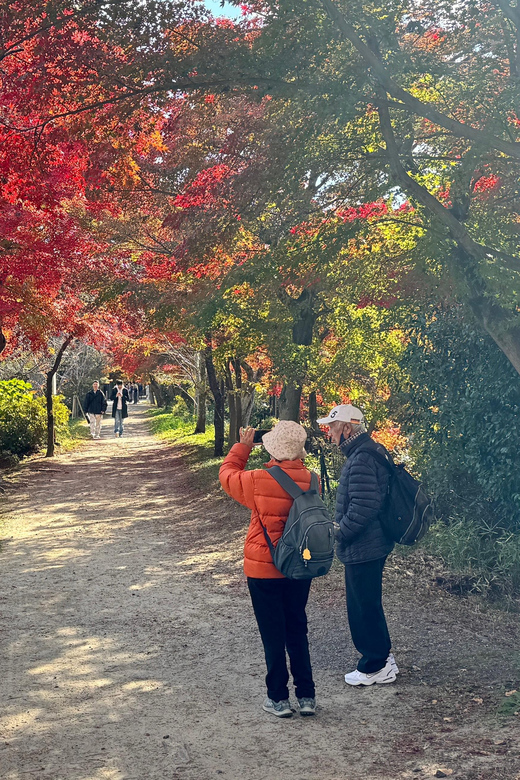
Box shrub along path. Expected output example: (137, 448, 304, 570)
(1, 405, 519, 780)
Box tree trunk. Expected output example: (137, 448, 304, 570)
(277, 288, 318, 422)
(227, 393, 238, 447)
(193, 351, 206, 434)
(279, 383, 302, 421)
(233, 359, 243, 438)
(241, 388, 255, 428)
(308, 391, 320, 432)
(149, 375, 164, 407)
(205, 342, 225, 457)
(0, 328, 5, 356)
(175, 385, 195, 414)
(194, 394, 206, 434)
(240, 360, 262, 429)
(225, 363, 239, 447)
(469, 298, 520, 376)
(46, 335, 74, 458)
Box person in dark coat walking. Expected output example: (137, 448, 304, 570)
(84, 381, 107, 439)
(317, 404, 398, 686)
(110, 381, 129, 437)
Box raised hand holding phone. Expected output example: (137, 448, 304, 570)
(239, 426, 256, 447)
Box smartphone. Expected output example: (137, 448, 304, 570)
(253, 429, 270, 443)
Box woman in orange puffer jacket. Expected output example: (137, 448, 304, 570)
(219, 420, 317, 718)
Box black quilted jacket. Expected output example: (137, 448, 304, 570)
(335, 432, 394, 565)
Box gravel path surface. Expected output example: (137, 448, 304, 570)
(1, 406, 519, 780)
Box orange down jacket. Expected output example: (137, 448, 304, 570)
(219, 442, 314, 578)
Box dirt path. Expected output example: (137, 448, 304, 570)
(1, 406, 519, 780)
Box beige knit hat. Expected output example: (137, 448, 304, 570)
(262, 420, 308, 461)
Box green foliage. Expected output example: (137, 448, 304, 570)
(424, 519, 520, 599)
(0, 379, 69, 459)
(397, 306, 520, 521)
(148, 400, 194, 433)
(394, 305, 520, 596)
(498, 690, 520, 717)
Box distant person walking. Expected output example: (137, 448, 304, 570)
(84, 381, 107, 439)
(317, 404, 397, 686)
(110, 381, 129, 438)
(132, 383, 139, 404)
(219, 421, 317, 718)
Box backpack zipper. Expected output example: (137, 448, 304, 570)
(284, 507, 330, 537)
(299, 522, 335, 560)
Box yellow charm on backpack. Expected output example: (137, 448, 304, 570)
(303, 548, 311, 560)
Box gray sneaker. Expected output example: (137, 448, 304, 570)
(297, 697, 316, 716)
(262, 697, 293, 718)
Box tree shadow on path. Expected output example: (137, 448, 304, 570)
(0, 406, 519, 780)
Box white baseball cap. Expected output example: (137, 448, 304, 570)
(316, 404, 364, 425)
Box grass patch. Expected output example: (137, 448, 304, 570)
(149, 409, 281, 491)
(421, 519, 520, 602)
(498, 690, 520, 717)
(57, 418, 91, 452)
(148, 409, 222, 491)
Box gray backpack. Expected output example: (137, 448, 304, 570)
(260, 466, 335, 579)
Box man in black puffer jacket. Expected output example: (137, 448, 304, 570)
(84, 381, 107, 439)
(317, 404, 398, 686)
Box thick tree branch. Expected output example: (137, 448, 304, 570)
(496, 0, 520, 75)
(6, 77, 283, 135)
(496, 0, 520, 25)
(377, 95, 520, 273)
(321, 0, 520, 160)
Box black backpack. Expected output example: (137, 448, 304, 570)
(259, 467, 335, 579)
(361, 448, 433, 545)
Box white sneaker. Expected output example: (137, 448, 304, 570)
(344, 661, 397, 686)
(388, 653, 399, 675)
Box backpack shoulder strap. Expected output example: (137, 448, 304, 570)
(357, 446, 395, 472)
(267, 465, 305, 499)
(310, 471, 319, 493)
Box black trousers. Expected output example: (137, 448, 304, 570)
(344, 556, 391, 674)
(247, 577, 315, 702)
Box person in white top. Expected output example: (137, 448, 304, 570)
(110, 381, 129, 437)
